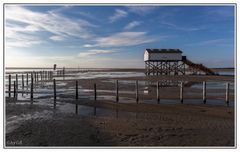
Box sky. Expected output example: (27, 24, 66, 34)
(5, 5, 235, 68)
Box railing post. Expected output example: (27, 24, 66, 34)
(226, 82, 229, 106)
(94, 83, 97, 101)
(203, 81, 206, 104)
(136, 80, 139, 103)
(53, 79, 56, 109)
(31, 73, 33, 104)
(116, 80, 119, 103)
(180, 82, 183, 103)
(157, 81, 160, 103)
(8, 75, 11, 97)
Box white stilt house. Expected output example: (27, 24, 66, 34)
(144, 48, 185, 75)
(144, 48, 216, 76)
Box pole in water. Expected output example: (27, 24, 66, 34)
(136, 80, 139, 103)
(225, 82, 229, 106)
(31, 73, 33, 104)
(26, 73, 28, 86)
(22, 74, 24, 90)
(8, 74, 11, 97)
(15, 74, 18, 91)
(180, 82, 183, 103)
(13, 81, 16, 99)
(94, 83, 97, 101)
(116, 80, 119, 103)
(53, 79, 56, 109)
(75, 80, 78, 114)
(203, 81, 206, 104)
(157, 81, 160, 103)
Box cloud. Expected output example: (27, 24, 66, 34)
(109, 9, 128, 23)
(124, 21, 141, 30)
(185, 39, 231, 46)
(78, 49, 116, 57)
(127, 6, 157, 15)
(5, 6, 97, 48)
(83, 44, 95, 48)
(94, 32, 156, 47)
(50, 35, 65, 41)
(160, 21, 204, 32)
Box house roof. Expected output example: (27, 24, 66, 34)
(145, 49, 182, 53)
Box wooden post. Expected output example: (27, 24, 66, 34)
(22, 74, 24, 89)
(37, 72, 39, 82)
(53, 79, 56, 109)
(31, 73, 33, 104)
(40, 71, 42, 81)
(180, 82, 183, 103)
(13, 81, 16, 99)
(75, 81, 78, 114)
(94, 83, 97, 101)
(63, 67, 65, 80)
(203, 81, 206, 104)
(136, 80, 139, 103)
(15, 74, 18, 91)
(226, 82, 229, 106)
(26, 73, 28, 86)
(116, 80, 119, 103)
(34, 72, 37, 83)
(8, 75, 11, 97)
(157, 81, 160, 103)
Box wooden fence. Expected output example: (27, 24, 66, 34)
(6, 71, 232, 109)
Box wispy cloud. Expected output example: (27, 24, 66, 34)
(185, 39, 231, 46)
(124, 21, 141, 30)
(109, 9, 128, 23)
(127, 6, 157, 15)
(83, 32, 156, 48)
(49, 35, 65, 41)
(160, 21, 204, 32)
(78, 49, 116, 57)
(5, 6, 97, 48)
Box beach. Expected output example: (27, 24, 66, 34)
(4, 69, 235, 147)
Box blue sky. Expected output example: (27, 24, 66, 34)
(5, 5, 235, 68)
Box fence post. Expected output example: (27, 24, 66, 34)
(13, 81, 16, 99)
(53, 79, 56, 109)
(34, 72, 37, 83)
(8, 75, 11, 97)
(15, 74, 18, 91)
(203, 81, 206, 104)
(75, 80, 78, 114)
(226, 82, 229, 106)
(157, 81, 160, 103)
(22, 74, 24, 90)
(63, 67, 65, 80)
(136, 80, 139, 103)
(26, 73, 28, 86)
(180, 82, 183, 103)
(116, 80, 119, 103)
(94, 83, 97, 101)
(31, 73, 33, 104)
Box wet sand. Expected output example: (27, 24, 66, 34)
(5, 98, 234, 147)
